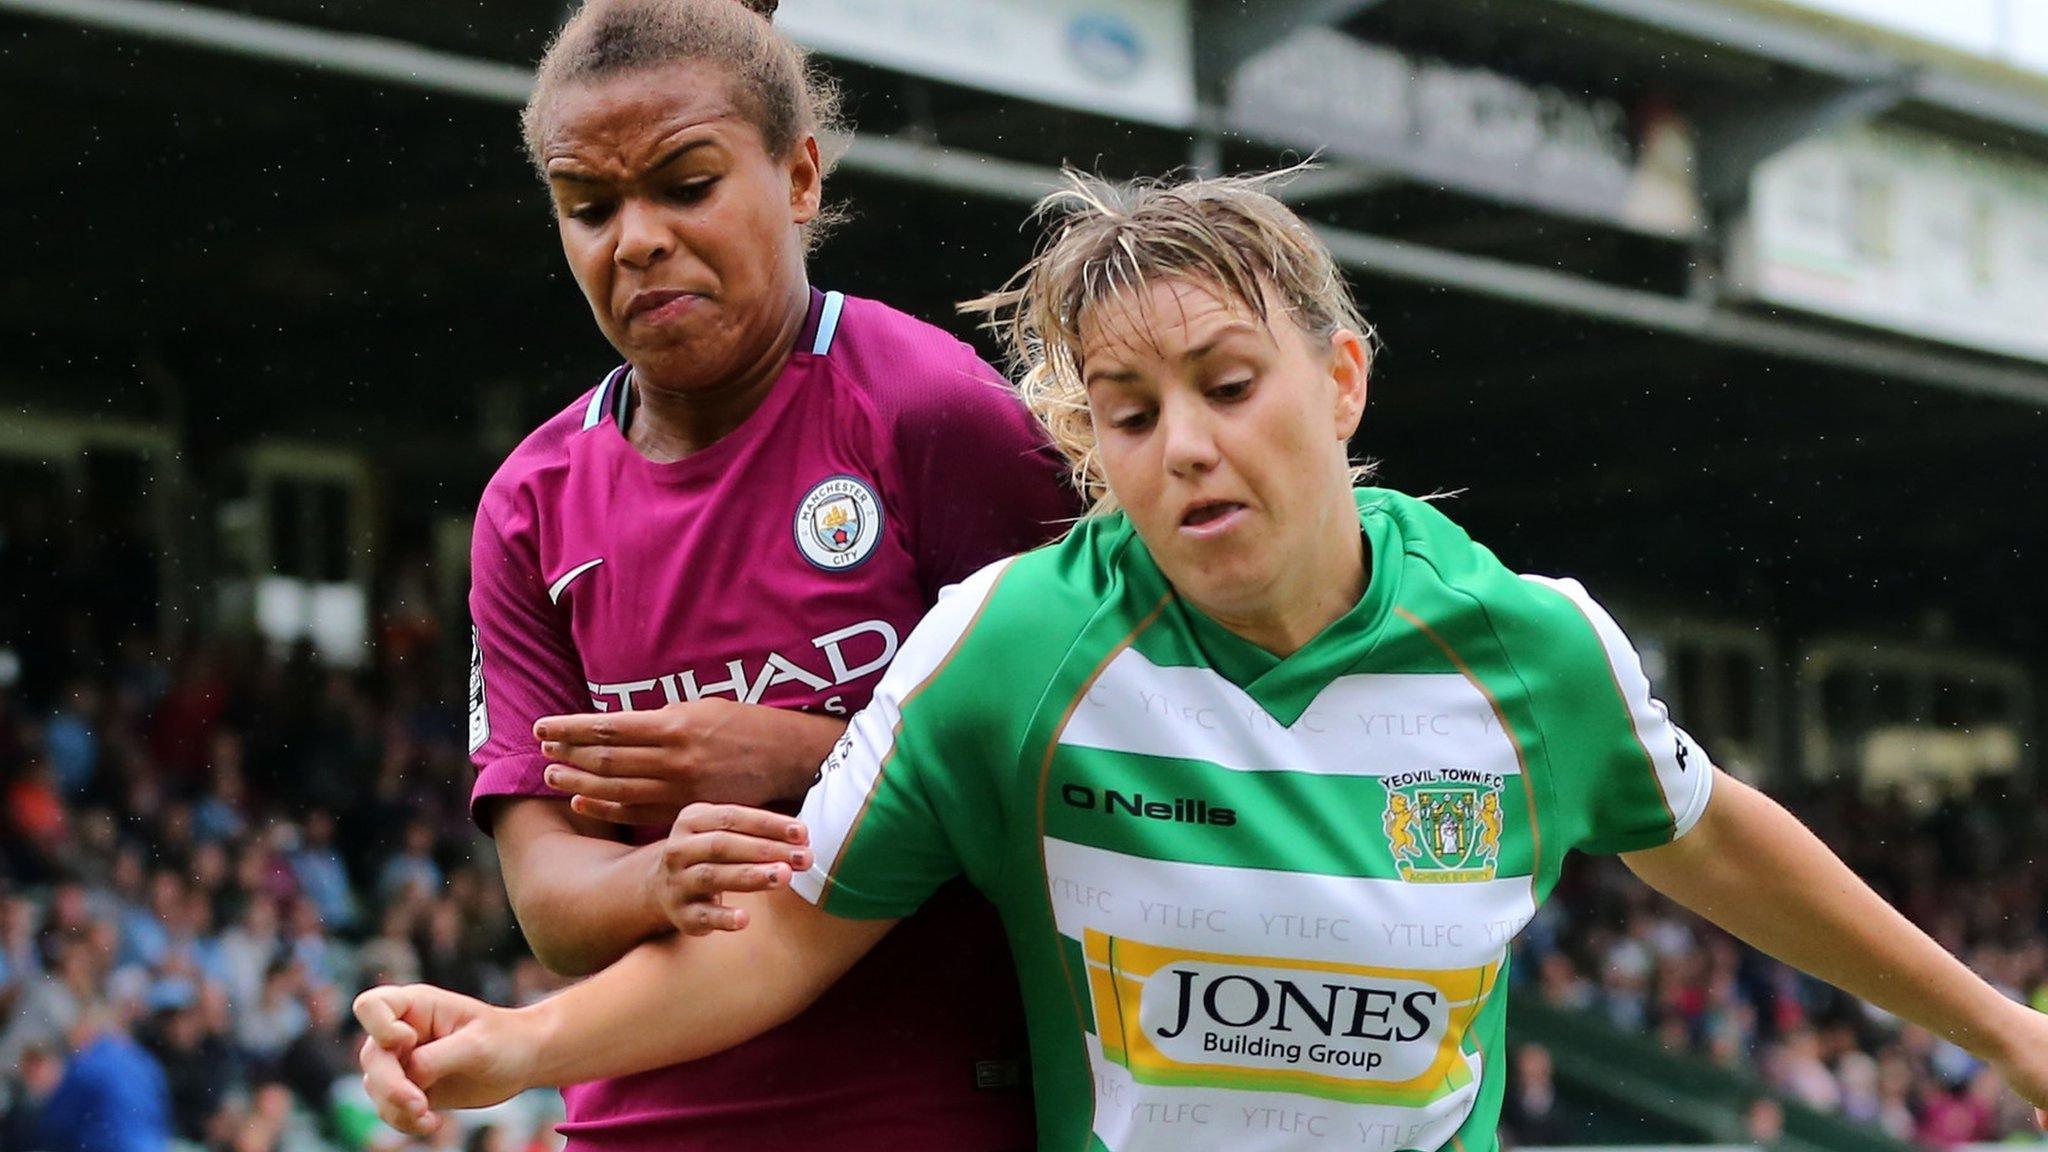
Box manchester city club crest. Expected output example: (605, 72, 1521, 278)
(795, 475, 884, 571)
(1383, 770, 1506, 883)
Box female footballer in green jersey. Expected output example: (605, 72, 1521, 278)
(358, 174, 2048, 1152)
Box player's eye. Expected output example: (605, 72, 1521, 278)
(1209, 377, 1254, 402)
(1107, 408, 1155, 432)
(668, 178, 717, 205)
(563, 200, 615, 226)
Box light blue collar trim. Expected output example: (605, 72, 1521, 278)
(583, 366, 629, 430)
(811, 291, 845, 356)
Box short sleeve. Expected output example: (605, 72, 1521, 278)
(467, 497, 588, 830)
(1522, 576, 1715, 855)
(792, 560, 1013, 918)
(896, 350, 1080, 597)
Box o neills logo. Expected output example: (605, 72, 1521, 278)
(1084, 930, 1489, 1108)
(1061, 784, 1237, 827)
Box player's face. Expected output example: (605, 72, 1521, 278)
(1081, 277, 1369, 630)
(539, 64, 822, 393)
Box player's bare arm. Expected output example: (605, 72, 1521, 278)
(537, 699, 848, 824)
(1623, 770, 2048, 1124)
(356, 882, 894, 1136)
(490, 706, 843, 975)
(491, 799, 672, 977)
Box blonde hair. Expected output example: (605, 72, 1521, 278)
(963, 169, 1377, 513)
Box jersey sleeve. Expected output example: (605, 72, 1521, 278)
(895, 348, 1079, 598)
(792, 559, 1015, 919)
(1521, 575, 1715, 855)
(466, 496, 586, 830)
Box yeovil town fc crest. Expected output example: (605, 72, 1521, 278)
(795, 475, 883, 571)
(1383, 769, 1505, 883)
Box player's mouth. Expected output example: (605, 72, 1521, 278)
(623, 289, 704, 326)
(1179, 500, 1247, 537)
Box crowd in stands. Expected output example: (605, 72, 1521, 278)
(2, 602, 2045, 1152)
(1505, 773, 2048, 1149)
(0, 624, 568, 1152)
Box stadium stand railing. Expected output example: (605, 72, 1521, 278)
(1514, 1001, 1920, 1152)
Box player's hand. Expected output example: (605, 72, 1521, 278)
(354, 984, 537, 1134)
(655, 802, 812, 935)
(536, 700, 843, 825)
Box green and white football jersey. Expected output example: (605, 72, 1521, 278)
(792, 488, 1713, 1152)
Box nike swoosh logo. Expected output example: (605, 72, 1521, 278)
(547, 558, 605, 604)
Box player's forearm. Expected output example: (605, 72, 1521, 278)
(752, 710, 847, 803)
(518, 839, 671, 976)
(495, 803, 669, 976)
(1624, 773, 2025, 1061)
(515, 891, 861, 1086)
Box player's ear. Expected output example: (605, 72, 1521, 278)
(788, 136, 822, 226)
(1328, 328, 1369, 440)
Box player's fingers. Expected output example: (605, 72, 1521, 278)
(673, 802, 808, 843)
(408, 1038, 454, 1093)
(671, 896, 751, 936)
(375, 1087, 441, 1140)
(360, 1034, 430, 1129)
(353, 988, 420, 1054)
(662, 830, 811, 870)
(567, 797, 679, 827)
(534, 710, 668, 747)
(373, 1090, 427, 1137)
(410, 1033, 496, 1106)
(544, 764, 672, 804)
(539, 742, 677, 778)
(664, 862, 792, 904)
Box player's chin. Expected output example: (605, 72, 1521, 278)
(1174, 553, 1272, 609)
(629, 336, 745, 392)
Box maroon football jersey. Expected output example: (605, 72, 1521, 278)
(468, 289, 1074, 1152)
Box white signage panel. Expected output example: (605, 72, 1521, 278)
(1772, 0, 2048, 75)
(1731, 127, 2048, 364)
(776, 0, 1195, 128)
(1227, 28, 1703, 237)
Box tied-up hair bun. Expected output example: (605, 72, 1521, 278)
(738, 0, 777, 17)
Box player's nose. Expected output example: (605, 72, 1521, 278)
(614, 198, 674, 270)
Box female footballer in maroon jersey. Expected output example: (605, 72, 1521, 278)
(459, 2, 1072, 1149)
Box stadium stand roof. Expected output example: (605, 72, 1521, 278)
(1, 0, 2044, 658)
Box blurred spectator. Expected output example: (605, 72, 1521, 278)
(193, 739, 250, 845)
(279, 985, 355, 1115)
(6, 753, 67, 882)
(355, 908, 422, 989)
(1744, 1096, 1786, 1150)
(291, 812, 357, 933)
(142, 998, 236, 1141)
(1499, 1043, 1570, 1147)
(2, 1046, 63, 1152)
(235, 960, 308, 1065)
(44, 682, 99, 800)
(217, 897, 282, 1010)
(36, 1002, 172, 1152)
(0, 938, 98, 1072)
(1770, 1026, 1841, 1112)
(376, 820, 440, 906)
